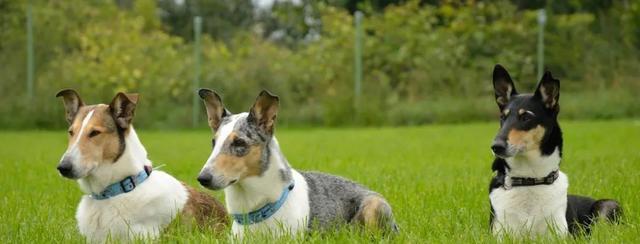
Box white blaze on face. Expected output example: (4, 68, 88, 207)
(61, 109, 96, 178)
(65, 110, 95, 159)
(202, 113, 246, 171)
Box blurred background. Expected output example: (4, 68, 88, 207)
(1, 0, 638, 129)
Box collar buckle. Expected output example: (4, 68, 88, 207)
(91, 167, 152, 200)
(120, 176, 136, 193)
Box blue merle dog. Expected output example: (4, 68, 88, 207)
(195, 89, 398, 237)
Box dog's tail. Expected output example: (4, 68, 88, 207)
(354, 194, 399, 234)
(568, 195, 622, 235)
(592, 199, 622, 223)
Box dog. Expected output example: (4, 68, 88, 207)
(195, 89, 398, 237)
(488, 65, 621, 238)
(55, 89, 228, 242)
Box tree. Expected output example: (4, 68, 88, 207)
(157, 0, 255, 42)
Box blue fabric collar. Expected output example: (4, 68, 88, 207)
(232, 182, 295, 225)
(91, 166, 152, 200)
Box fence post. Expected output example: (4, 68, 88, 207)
(353, 11, 363, 115)
(537, 9, 546, 79)
(26, 4, 34, 100)
(192, 16, 202, 128)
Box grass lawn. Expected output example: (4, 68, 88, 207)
(1, 120, 638, 243)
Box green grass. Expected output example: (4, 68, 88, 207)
(1, 120, 639, 243)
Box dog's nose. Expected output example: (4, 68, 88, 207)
(57, 160, 74, 178)
(491, 140, 507, 156)
(197, 173, 212, 186)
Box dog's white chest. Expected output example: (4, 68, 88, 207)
(490, 171, 569, 237)
(231, 170, 310, 238)
(75, 171, 188, 242)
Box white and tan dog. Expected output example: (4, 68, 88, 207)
(56, 89, 227, 242)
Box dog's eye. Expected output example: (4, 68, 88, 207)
(232, 138, 247, 148)
(499, 114, 507, 121)
(88, 130, 101, 138)
(232, 138, 248, 155)
(520, 112, 535, 122)
(68, 130, 74, 136)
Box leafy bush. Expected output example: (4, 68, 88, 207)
(0, 0, 638, 129)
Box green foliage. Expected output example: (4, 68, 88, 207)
(4, 1, 194, 128)
(1, 121, 639, 242)
(0, 0, 638, 129)
(157, 0, 255, 42)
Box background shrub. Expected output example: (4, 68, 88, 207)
(0, 0, 638, 129)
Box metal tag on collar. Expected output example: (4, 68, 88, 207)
(503, 175, 512, 190)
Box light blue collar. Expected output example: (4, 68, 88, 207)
(91, 166, 152, 200)
(232, 182, 295, 225)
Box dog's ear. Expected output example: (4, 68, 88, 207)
(109, 92, 138, 129)
(492, 64, 517, 111)
(56, 89, 85, 124)
(248, 90, 279, 135)
(198, 88, 228, 131)
(534, 71, 560, 112)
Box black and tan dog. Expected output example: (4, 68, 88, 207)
(487, 65, 621, 238)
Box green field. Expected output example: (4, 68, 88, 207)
(1, 120, 639, 243)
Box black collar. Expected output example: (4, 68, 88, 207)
(504, 170, 559, 189)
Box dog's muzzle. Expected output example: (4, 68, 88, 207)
(197, 171, 228, 190)
(491, 140, 509, 158)
(57, 157, 76, 179)
(197, 168, 238, 190)
(197, 172, 213, 187)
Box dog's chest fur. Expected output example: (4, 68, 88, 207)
(229, 169, 310, 238)
(76, 171, 188, 242)
(490, 171, 569, 237)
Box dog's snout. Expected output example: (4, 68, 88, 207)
(57, 159, 74, 178)
(491, 140, 507, 156)
(197, 173, 213, 186)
